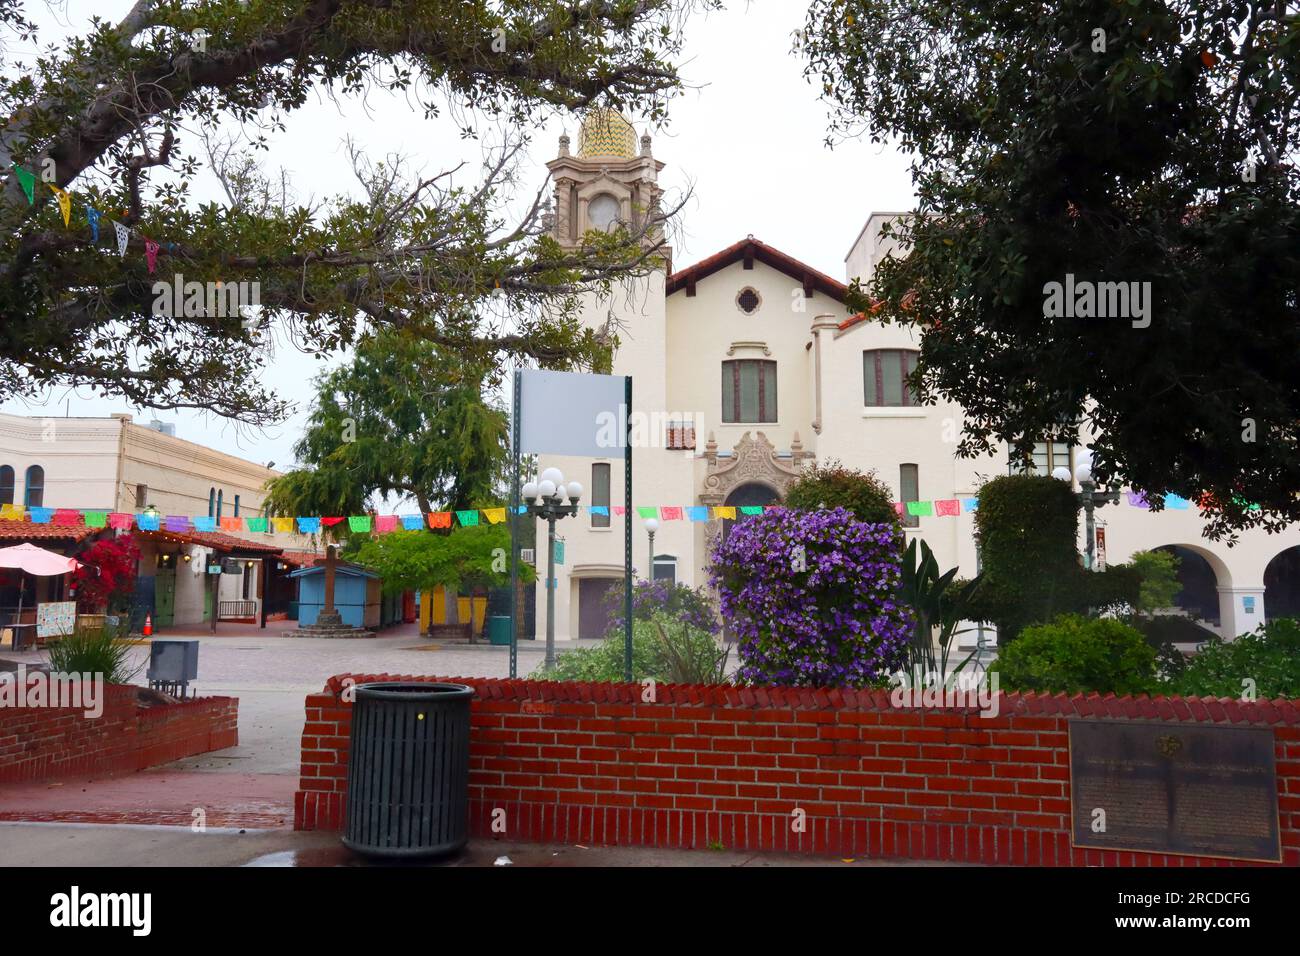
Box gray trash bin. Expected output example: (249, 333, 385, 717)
(342, 681, 474, 859)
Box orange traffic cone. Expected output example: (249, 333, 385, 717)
(143, 613, 153, 637)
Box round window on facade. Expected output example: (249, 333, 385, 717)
(736, 287, 761, 314)
(588, 194, 620, 232)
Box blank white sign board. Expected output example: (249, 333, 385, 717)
(517, 369, 628, 456)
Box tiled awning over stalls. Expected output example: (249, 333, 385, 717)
(133, 528, 284, 559)
(0, 519, 99, 547)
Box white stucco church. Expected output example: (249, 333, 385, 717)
(530, 111, 1300, 644)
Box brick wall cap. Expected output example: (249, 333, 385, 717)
(310, 674, 1300, 724)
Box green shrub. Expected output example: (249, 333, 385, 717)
(783, 460, 900, 528)
(972, 474, 1082, 641)
(989, 614, 1158, 695)
(1129, 549, 1182, 613)
(651, 618, 730, 684)
(44, 625, 141, 685)
(1127, 615, 1218, 678)
(530, 613, 727, 684)
(1084, 564, 1142, 615)
(1170, 618, 1300, 699)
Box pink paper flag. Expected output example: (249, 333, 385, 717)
(375, 515, 399, 532)
(612, 506, 626, 517)
(659, 506, 683, 520)
(144, 237, 159, 273)
(108, 512, 134, 530)
(935, 499, 960, 517)
(893, 502, 905, 516)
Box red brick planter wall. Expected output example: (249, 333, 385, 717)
(295, 674, 1300, 866)
(0, 685, 238, 783)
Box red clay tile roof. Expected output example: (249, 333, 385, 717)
(0, 519, 99, 543)
(666, 237, 849, 302)
(279, 549, 325, 568)
(135, 528, 283, 555)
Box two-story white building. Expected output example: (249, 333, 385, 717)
(0, 411, 318, 629)
(531, 111, 1300, 644)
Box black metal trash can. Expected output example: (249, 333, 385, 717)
(342, 681, 474, 859)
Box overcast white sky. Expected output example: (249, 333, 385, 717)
(2, 1, 915, 472)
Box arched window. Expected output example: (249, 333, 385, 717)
(0, 465, 14, 506)
(23, 465, 44, 508)
(900, 463, 920, 529)
(208, 488, 216, 518)
(216, 489, 224, 519)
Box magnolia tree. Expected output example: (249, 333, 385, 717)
(710, 507, 910, 688)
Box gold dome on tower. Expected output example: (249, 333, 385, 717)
(577, 108, 638, 159)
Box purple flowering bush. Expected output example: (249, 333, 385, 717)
(709, 506, 910, 687)
(601, 578, 720, 637)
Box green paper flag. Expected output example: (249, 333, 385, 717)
(13, 164, 35, 204)
(82, 510, 108, 528)
(455, 509, 480, 527)
(636, 506, 658, 520)
(739, 506, 763, 515)
(906, 500, 933, 517)
(348, 515, 372, 533)
(246, 516, 268, 533)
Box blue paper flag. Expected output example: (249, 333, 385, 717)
(686, 506, 710, 522)
(400, 514, 424, 531)
(588, 506, 609, 516)
(961, 498, 979, 513)
(29, 506, 54, 524)
(137, 513, 160, 531)
(193, 516, 216, 532)
(1164, 494, 1190, 510)
(86, 206, 101, 242)
(297, 516, 321, 533)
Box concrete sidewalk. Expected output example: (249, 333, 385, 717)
(0, 823, 947, 867)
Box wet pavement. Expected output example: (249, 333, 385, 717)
(0, 824, 948, 867)
(0, 629, 609, 833)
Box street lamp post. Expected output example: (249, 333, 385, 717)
(522, 468, 583, 671)
(1053, 457, 1122, 571)
(643, 517, 658, 584)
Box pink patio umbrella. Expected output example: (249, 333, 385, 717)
(0, 543, 82, 634)
(0, 543, 82, 576)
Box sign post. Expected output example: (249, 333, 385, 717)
(510, 369, 631, 679)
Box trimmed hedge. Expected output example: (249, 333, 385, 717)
(989, 614, 1158, 695)
(783, 460, 901, 528)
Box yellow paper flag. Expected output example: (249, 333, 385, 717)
(0, 503, 24, 520)
(483, 507, 507, 525)
(272, 517, 295, 533)
(49, 185, 70, 227)
(712, 506, 737, 520)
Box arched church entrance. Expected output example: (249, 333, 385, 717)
(721, 481, 781, 544)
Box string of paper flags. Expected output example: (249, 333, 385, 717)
(11, 162, 171, 271)
(0, 491, 1226, 535)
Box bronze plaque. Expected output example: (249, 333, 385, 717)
(1069, 719, 1280, 863)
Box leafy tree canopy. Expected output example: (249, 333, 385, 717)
(0, 0, 714, 423)
(350, 525, 533, 595)
(803, 0, 1300, 540)
(262, 330, 508, 519)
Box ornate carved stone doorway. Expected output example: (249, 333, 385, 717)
(700, 431, 812, 639)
